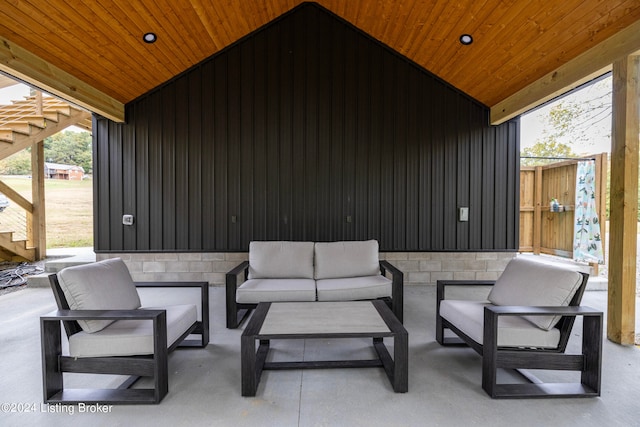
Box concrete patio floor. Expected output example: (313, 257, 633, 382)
(1, 285, 639, 427)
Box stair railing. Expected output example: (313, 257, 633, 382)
(0, 179, 35, 260)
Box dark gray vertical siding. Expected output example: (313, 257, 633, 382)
(494, 124, 508, 249)
(212, 56, 228, 249)
(455, 96, 474, 250)
(330, 17, 345, 242)
(239, 39, 254, 248)
(122, 113, 136, 249)
(506, 120, 520, 249)
(187, 72, 203, 249)
(93, 3, 519, 252)
(200, 61, 215, 249)
(481, 125, 496, 248)
(405, 65, 420, 250)
(133, 100, 150, 250)
(226, 47, 241, 250)
(175, 77, 189, 249)
(368, 43, 383, 244)
(292, 11, 307, 241)
(161, 85, 176, 249)
(429, 83, 444, 250)
(443, 89, 458, 249)
(468, 106, 485, 249)
(304, 14, 319, 241)
(264, 26, 280, 242)
(147, 91, 163, 249)
(355, 34, 370, 242)
(279, 17, 294, 243)
(417, 74, 431, 250)
(252, 33, 268, 242)
(108, 124, 123, 250)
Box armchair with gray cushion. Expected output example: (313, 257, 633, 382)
(436, 256, 602, 398)
(41, 258, 209, 404)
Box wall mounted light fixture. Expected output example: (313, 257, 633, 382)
(459, 34, 473, 45)
(143, 32, 157, 43)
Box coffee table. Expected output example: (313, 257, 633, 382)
(241, 300, 408, 396)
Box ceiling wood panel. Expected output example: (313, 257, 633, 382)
(0, 0, 638, 120)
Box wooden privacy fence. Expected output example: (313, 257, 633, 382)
(519, 153, 608, 263)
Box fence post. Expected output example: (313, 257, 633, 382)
(533, 165, 542, 255)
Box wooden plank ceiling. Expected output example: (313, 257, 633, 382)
(0, 0, 638, 124)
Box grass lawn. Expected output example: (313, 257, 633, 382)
(1, 176, 93, 248)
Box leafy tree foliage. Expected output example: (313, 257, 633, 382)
(0, 150, 31, 175)
(521, 78, 611, 167)
(545, 91, 611, 146)
(0, 130, 92, 175)
(521, 140, 577, 166)
(43, 131, 92, 173)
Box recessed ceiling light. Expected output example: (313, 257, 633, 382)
(143, 32, 157, 44)
(459, 34, 473, 45)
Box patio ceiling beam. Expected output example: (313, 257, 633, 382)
(0, 36, 124, 123)
(490, 19, 640, 125)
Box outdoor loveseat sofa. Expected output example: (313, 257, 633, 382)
(226, 240, 403, 328)
(436, 256, 602, 398)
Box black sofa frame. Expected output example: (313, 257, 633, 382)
(41, 275, 209, 404)
(436, 272, 603, 398)
(226, 260, 404, 328)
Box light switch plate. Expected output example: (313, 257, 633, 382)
(459, 207, 469, 222)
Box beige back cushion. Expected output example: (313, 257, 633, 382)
(487, 257, 584, 330)
(248, 241, 315, 279)
(314, 240, 380, 280)
(57, 258, 141, 333)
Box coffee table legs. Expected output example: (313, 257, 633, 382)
(242, 336, 272, 396)
(372, 334, 408, 393)
(393, 332, 408, 392)
(242, 336, 408, 396)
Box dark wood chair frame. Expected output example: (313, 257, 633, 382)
(436, 272, 603, 398)
(41, 274, 210, 404)
(226, 260, 404, 329)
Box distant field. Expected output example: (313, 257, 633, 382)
(0, 176, 93, 248)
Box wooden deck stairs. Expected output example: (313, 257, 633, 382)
(0, 93, 92, 261)
(0, 95, 91, 159)
(0, 231, 35, 261)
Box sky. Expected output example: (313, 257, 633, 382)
(520, 75, 613, 155)
(0, 83, 30, 105)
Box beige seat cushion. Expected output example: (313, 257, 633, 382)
(68, 304, 197, 358)
(316, 275, 392, 301)
(314, 240, 380, 280)
(57, 258, 141, 333)
(487, 257, 583, 330)
(248, 241, 315, 279)
(236, 278, 317, 303)
(440, 300, 561, 349)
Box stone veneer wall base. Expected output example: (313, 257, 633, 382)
(96, 252, 518, 286)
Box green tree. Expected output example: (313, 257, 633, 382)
(545, 97, 611, 145)
(521, 78, 611, 167)
(0, 150, 31, 175)
(43, 130, 92, 174)
(0, 130, 92, 176)
(521, 140, 577, 166)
